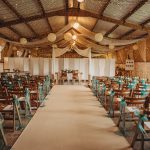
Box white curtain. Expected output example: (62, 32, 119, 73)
(4, 57, 115, 79)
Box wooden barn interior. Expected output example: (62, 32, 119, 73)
(0, 0, 150, 150)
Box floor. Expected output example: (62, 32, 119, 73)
(12, 85, 131, 150)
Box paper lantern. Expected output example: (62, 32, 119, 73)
(109, 44, 115, 50)
(64, 33, 72, 41)
(133, 44, 138, 50)
(95, 33, 103, 42)
(20, 38, 27, 44)
(47, 33, 56, 42)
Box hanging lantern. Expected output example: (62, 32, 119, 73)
(64, 33, 72, 41)
(47, 33, 56, 42)
(109, 44, 115, 50)
(133, 44, 138, 50)
(20, 38, 27, 44)
(95, 33, 103, 42)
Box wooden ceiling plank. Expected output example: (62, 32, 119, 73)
(36, 0, 53, 31)
(105, 0, 148, 37)
(1, 0, 39, 37)
(92, 0, 111, 31)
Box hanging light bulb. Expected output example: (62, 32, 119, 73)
(73, 22, 79, 29)
(64, 33, 72, 41)
(72, 35, 77, 40)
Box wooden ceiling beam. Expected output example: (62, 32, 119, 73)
(119, 17, 150, 39)
(0, 8, 149, 32)
(105, 0, 148, 37)
(135, 33, 148, 39)
(119, 29, 136, 39)
(105, 24, 119, 37)
(36, 0, 53, 31)
(8, 26, 22, 38)
(0, 19, 22, 38)
(1, 0, 39, 37)
(65, 0, 69, 25)
(0, 32, 12, 41)
(122, 0, 148, 20)
(92, 0, 111, 31)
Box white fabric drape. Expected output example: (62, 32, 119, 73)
(73, 45, 91, 57)
(4, 57, 115, 79)
(52, 46, 92, 79)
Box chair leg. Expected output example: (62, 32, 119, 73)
(131, 125, 139, 147)
(0, 127, 7, 146)
(13, 106, 15, 132)
(15, 104, 22, 129)
(117, 115, 121, 127)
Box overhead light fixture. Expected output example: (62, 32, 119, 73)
(20, 38, 27, 44)
(95, 33, 103, 42)
(73, 22, 79, 29)
(64, 33, 72, 41)
(47, 33, 56, 42)
(77, 0, 84, 2)
(72, 35, 77, 40)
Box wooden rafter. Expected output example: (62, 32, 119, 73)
(0, 19, 22, 38)
(92, 0, 111, 31)
(0, 8, 149, 32)
(119, 29, 136, 39)
(120, 16, 150, 39)
(105, 24, 119, 37)
(8, 26, 22, 38)
(0, 7, 149, 37)
(36, 0, 52, 31)
(105, 0, 148, 37)
(1, 0, 39, 37)
(135, 33, 148, 39)
(65, 0, 69, 25)
(0, 32, 12, 40)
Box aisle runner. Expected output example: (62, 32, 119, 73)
(12, 85, 131, 150)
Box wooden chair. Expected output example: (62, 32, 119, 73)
(108, 89, 130, 118)
(72, 70, 80, 84)
(59, 71, 67, 84)
(0, 112, 7, 148)
(0, 95, 22, 131)
(117, 97, 146, 135)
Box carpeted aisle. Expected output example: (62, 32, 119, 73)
(12, 85, 131, 150)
